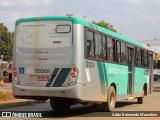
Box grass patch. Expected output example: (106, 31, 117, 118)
(0, 91, 15, 101)
(0, 91, 8, 98)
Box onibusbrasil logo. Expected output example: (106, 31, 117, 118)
(1, 112, 42, 118)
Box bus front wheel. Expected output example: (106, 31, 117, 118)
(50, 98, 71, 111)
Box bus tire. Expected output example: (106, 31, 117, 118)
(105, 86, 116, 111)
(50, 98, 71, 111)
(94, 86, 116, 112)
(137, 90, 144, 104)
(93, 103, 104, 112)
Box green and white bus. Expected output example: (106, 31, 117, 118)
(12, 16, 153, 111)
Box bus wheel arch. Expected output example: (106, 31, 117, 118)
(94, 83, 117, 112)
(137, 84, 146, 104)
(110, 83, 117, 94)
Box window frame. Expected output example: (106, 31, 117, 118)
(120, 41, 127, 65)
(95, 32, 103, 61)
(116, 40, 121, 63)
(85, 29, 95, 60)
(102, 35, 107, 61)
(143, 50, 149, 68)
(135, 47, 143, 67)
(84, 27, 151, 69)
(106, 37, 115, 62)
(85, 28, 103, 61)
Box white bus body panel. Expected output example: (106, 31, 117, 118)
(13, 23, 106, 102)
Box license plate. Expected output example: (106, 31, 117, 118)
(37, 76, 49, 81)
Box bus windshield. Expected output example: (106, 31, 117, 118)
(16, 21, 72, 50)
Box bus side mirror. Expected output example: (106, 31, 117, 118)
(144, 70, 150, 75)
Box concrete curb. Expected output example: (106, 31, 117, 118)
(153, 81, 160, 92)
(153, 87, 160, 92)
(153, 90, 160, 92)
(0, 100, 43, 109)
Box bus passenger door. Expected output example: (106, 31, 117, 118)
(127, 47, 134, 96)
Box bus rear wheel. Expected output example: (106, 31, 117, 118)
(105, 86, 116, 111)
(50, 98, 71, 111)
(94, 86, 116, 112)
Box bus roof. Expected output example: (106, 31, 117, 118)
(16, 16, 151, 51)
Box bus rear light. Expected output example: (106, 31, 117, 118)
(39, 58, 48, 60)
(71, 73, 76, 78)
(73, 67, 77, 72)
(68, 79, 76, 86)
(13, 72, 17, 77)
(12, 66, 17, 71)
(12, 64, 18, 77)
(68, 65, 79, 86)
(12, 65, 17, 72)
(14, 77, 20, 85)
(12, 65, 20, 84)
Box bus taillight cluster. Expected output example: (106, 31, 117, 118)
(68, 65, 78, 86)
(12, 65, 17, 77)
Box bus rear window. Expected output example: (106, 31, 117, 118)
(16, 21, 72, 49)
(56, 25, 71, 33)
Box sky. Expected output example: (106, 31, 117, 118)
(0, 0, 160, 42)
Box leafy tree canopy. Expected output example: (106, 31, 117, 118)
(0, 23, 13, 61)
(92, 20, 117, 32)
(65, 14, 117, 32)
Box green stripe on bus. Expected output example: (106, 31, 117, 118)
(16, 16, 146, 48)
(97, 62, 106, 95)
(45, 68, 59, 87)
(52, 68, 71, 87)
(103, 64, 108, 90)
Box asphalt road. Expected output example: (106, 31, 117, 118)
(0, 92, 160, 120)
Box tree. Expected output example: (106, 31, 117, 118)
(64, 14, 117, 32)
(92, 20, 117, 32)
(0, 23, 13, 61)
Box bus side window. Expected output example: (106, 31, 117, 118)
(136, 48, 142, 66)
(86, 30, 94, 59)
(102, 36, 107, 61)
(116, 41, 121, 63)
(144, 50, 148, 68)
(135, 48, 138, 66)
(121, 42, 126, 64)
(107, 37, 115, 62)
(95, 33, 102, 60)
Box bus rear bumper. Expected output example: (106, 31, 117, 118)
(12, 82, 82, 100)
